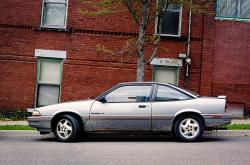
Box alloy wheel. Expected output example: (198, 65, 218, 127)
(56, 118, 73, 139)
(179, 118, 200, 139)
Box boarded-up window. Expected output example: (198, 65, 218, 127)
(153, 67, 179, 85)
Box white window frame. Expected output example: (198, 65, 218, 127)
(155, 2, 182, 37)
(40, 0, 69, 29)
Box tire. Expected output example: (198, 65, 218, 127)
(174, 115, 204, 142)
(54, 115, 81, 142)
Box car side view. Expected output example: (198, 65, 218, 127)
(28, 82, 231, 142)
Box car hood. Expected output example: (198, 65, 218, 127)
(35, 99, 95, 116)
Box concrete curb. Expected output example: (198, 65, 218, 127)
(204, 130, 250, 137)
(0, 130, 40, 137)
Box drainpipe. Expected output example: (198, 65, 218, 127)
(186, 0, 192, 77)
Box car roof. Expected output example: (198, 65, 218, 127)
(118, 82, 170, 86)
(95, 82, 198, 100)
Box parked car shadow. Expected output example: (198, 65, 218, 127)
(35, 132, 228, 143)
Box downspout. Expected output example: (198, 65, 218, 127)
(186, 0, 192, 77)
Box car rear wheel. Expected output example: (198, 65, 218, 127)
(174, 115, 204, 142)
(54, 115, 81, 142)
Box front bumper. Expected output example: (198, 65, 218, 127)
(203, 114, 232, 127)
(28, 116, 52, 133)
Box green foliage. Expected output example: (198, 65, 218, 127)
(0, 113, 5, 120)
(79, 8, 113, 16)
(0, 109, 31, 121)
(220, 124, 250, 130)
(79, 0, 212, 17)
(79, 0, 124, 16)
(0, 125, 35, 130)
(79, 0, 212, 81)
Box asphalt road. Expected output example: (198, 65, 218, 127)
(0, 131, 250, 165)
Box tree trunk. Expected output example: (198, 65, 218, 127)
(136, 24, 145, 82)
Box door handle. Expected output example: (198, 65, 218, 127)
(138, 105, 147, 108)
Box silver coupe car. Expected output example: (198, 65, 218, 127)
(28, 82, 231, 142)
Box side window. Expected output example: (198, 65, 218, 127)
(105, 86, 152, 103)
(41, 0, 68, 29)
(156, 85, 191, 101)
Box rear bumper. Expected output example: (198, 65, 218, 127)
(203, 114, 232, 127)
(28, 116, 52, 133)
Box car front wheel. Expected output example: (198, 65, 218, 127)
(174, 115, 204, 142)
(54, 115, 81, 142)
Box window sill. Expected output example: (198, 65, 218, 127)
(157, 35, 187, 42)
(35, 27, 69, 32)
(215, 17, 250, 23)
(156, 33, 181, 37)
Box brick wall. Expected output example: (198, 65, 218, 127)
(212, 21, 250, 110)
(0, 0, 205, 111)
(200, 0, 250, 111)
(200, 15, 216, 96)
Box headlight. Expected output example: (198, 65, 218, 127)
(32, 110, 41, 116)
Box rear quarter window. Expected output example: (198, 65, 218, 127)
(156, 85, 192, 101)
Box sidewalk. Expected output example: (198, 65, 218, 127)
(231, 119, 250, 124)
(0, 119, 250, 126)
(0, 120, 28, 125)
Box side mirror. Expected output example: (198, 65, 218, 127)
(99, 97, 107, 103)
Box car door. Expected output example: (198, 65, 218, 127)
(89, 84, 153, 131)
(151, 84, 193, 131)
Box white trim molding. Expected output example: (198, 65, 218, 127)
(35, 49, 67, 59)
(150, 58, 182, 67)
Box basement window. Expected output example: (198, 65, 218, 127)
(36, 58, 63, 107)
(216, 0, 250, 21)
(41, 0, 69, 29)
(156, 4, 182, 37)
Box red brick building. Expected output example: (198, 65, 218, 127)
(0, 0, 249, 116)
(201, 0, 250, 116)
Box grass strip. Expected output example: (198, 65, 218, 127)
(220, 124, 250, 130)
(0, 125, 35, 130)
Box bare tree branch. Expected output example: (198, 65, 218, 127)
(122, 0, 140, 26)
(79, 0, 208, 81)
(146, 0, 169, 64)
